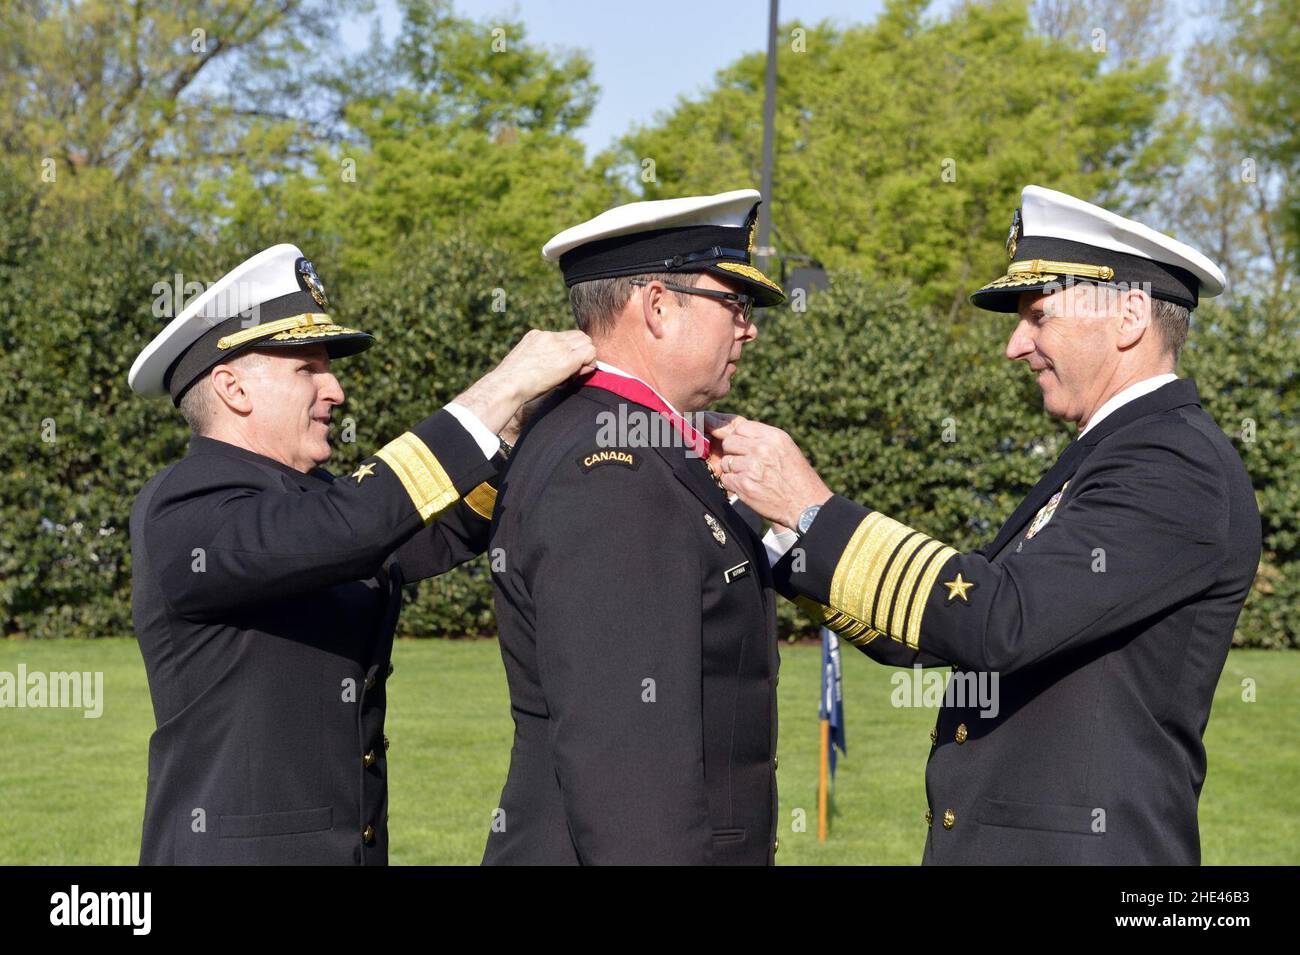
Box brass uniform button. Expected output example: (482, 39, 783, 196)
(387, 661, 395, 677)
(773, 756, 779, 771)
(363, 750, 377, 768)
(362, 825, 375, 845)
(942, 809, 956, 830)
(955, 723, 968, 744)
(364, 673, 376, 691)
(384, 735, 391, 752)
(929, 727, 938, 745)
(925, 808, 933, 827)
(773, 839, 779, 853)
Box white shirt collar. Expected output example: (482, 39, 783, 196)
(597, 360, 739, 503)
(594, 360, 683, 417)
(1079, 373, 1179, 438)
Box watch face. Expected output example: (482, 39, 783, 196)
(798, 505, 821, 535)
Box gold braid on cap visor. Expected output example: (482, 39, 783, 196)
(216, 312, 362, 350)
(979, 259, 1116, 291)
(714, 261, 785, 295)
(1009, 259, 1115, 281)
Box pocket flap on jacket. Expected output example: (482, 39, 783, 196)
(219, 806, 333, 838)
(711, 827, 748, 845)
(977, 797, 1100, 836)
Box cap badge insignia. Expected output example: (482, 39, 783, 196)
(744, 204, 759, 257)
(296, 257, 330, 309)
(704, 512, 726, 546)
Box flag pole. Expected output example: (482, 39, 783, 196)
(818, 716, 830, 842)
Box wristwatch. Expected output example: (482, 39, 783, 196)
(796, 503, 822, 537)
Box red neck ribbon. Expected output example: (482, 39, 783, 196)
(580, 369, 710, 459)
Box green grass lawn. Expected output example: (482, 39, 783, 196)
(1, 639, 1295, 865)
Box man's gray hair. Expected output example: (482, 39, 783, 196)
(177, 378, 216, 435)
(177, 350, 270, 435)
(568, 272, 700, 336)
(1151, 297, 1190, 364)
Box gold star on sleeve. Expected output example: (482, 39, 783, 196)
(943, 572, 974, 603)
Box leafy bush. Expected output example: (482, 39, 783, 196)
(3, 174, 1292, 647)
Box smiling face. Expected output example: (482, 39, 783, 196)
(217, 343, 345, 471)
(660, 273, 759, 411)
(1006, 283, 1128, 426)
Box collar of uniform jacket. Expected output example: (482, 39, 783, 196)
(1079, 373, 1179, 439)
(186, 434, 334, 489)
(1078, 377, 1202, 447)
(593, 359, 684, 417)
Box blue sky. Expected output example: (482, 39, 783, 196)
(349, 0, 1205, 156)
(353, 0, 920, 153)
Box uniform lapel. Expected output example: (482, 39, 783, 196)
(981, 378, 1203, 557)
(663, 443, 767, 588)
(576, 388, 763, 571)
(982, 437, 1089, 557)
(1077, 377, 1202, 448)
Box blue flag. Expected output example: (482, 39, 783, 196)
(819, 627, 847, 777)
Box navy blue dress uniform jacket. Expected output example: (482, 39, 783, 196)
(131, 409, 499, 864)
(777, 379, 1260, 864)
(482, 385, 780, 865)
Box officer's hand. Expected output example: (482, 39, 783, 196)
(454, 330, 596, 436)
(494, 329, 597, 402)
(701, 411, 739, 477)
(706, 416, 833, 530)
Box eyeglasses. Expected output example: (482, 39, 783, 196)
(630, 279, 756, 326)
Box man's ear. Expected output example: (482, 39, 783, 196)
(639, 280, 671, 340)
(1115, 287, 1152, 351)
(210, 363, 254, 416)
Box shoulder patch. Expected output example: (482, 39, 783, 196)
(576, 449, 640, 473)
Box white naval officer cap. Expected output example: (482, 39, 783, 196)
(128, 244, 373, 404)
(543, 189, 786, 307)
(971, 185, 1226, 312)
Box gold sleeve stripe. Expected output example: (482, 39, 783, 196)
(831, 513, 910, 626)
(374, 432, 459, 523)
(828, 512, 958, 650)
(464, 482, 497, 520)
(887, 538, 948, 638)
(793, 596, 885, 647)
(905, 543, 958, 650)
(875, 531, 928, 628)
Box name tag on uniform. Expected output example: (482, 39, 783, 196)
(724, 561, 751, 584)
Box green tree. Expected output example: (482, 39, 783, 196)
(198, 0, 624, 283)
(608, 0, 1182, 316)
(1160, 0, 1299, 310)
(0, 156, 203, 637)
(0, 0, 364, 189)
